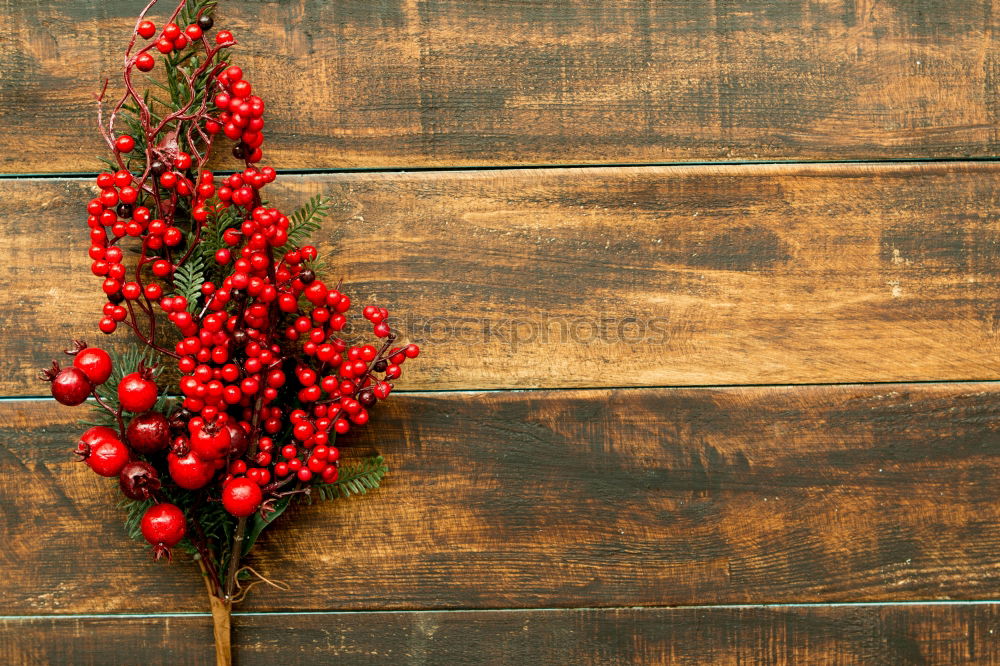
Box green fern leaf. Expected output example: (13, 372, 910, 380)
(172, 255, 205, 313)
(312, 455, 388, 501)
(286, 194, 332, 248)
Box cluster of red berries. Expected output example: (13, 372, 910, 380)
(132, 14, 234, 73)
(46, 8, 421, 562)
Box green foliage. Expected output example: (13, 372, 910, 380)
(286, 195, 332, 249)
(191, 206, 240, 284)
(242, 496, 292, 556)
(312, 455, 388, 501)
(172, 254, 206, 313)
(179, 0, 217, 28)
(120, 497, 156, 542)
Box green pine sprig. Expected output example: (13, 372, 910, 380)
(121, 497, 156, 541)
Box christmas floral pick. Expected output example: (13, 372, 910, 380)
(39, 1, 420, 663)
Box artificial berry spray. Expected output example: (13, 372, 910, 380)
(40, 2, 421, 663)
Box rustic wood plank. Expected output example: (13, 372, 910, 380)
(3, 603, 999, 665)
(2, 0, 1000, 172)
(2, 383, 1000, 614)
(6, 162, 1000, 394)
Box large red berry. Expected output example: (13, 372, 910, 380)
(49, 366, 92, 406)
(126, 411, 170, 454)
(167, 451, 215, 489)
(118, 372, 158, 412)
(75, 426, 117, 462)
(223, 417, 249, 458)
(82, 433, 130, 477)
(119, 461, 161, 500)
(73, 347, 113, 385)
(189, 419, 232, 461)
(141, 503, 186, 560)
(222, 478, 262, 517)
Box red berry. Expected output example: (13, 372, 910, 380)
(189, 419, 232, 461)
(168, 451, 216, 489)
(222, 478, 262, 517)
(118, 372, 158, 412)
(85, 435, 130, 477)
(115, 135, 136, 153)
(216, 30, 234, 45)
(73, 346, 113, 385)
(136, 52, 155, 72)
(49, 366, 92, 405)
(162, 23, 181, 41)
(137, 20, 156, 39)
(141, 503, 186, 560)
(119, 461, 160, 500)
(126, 411, 170, 455)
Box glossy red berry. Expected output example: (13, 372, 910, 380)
(168, 451, 216, 489)
(135, 52, 155, 72)
(82, 432, 130, 477)
(141, 503, 186, 560)
(222, 477, 262, 517)
(162, 23, 181, 41)
(115, 135, 136, 153)
(118, 372, 158, 412)
(137, 20, 156, 39)
(73, 346, 113, 385)
(48, 366, 93, 405)
(189, 419, 232, 461)
(126, 411, 170, 455)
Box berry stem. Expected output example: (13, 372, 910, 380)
(90, 388, 126, 440)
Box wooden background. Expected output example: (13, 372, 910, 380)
(2, 0, 1000, 663)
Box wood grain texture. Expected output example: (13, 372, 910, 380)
(3, 0, 1000, 172)
(3, 383, 1000, 614)
(6, 162, 1000, 394)
(3, 604, 999, 665)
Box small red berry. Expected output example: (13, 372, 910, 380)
(135, 52, 155, 72)
(222, 478, 263, 517)
(216, 30, 234, 45)
(162, 23, 181, 41)
(115, 135, 136, 153)
(141, 503, 186, 560)
(137, 20, 156, 39)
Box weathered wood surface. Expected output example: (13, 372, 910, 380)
(2, 603, 998, 665)
(3, 383, 1000, 614)
(5, 162, 1000, 394)
(3, 0, 1000, 173)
